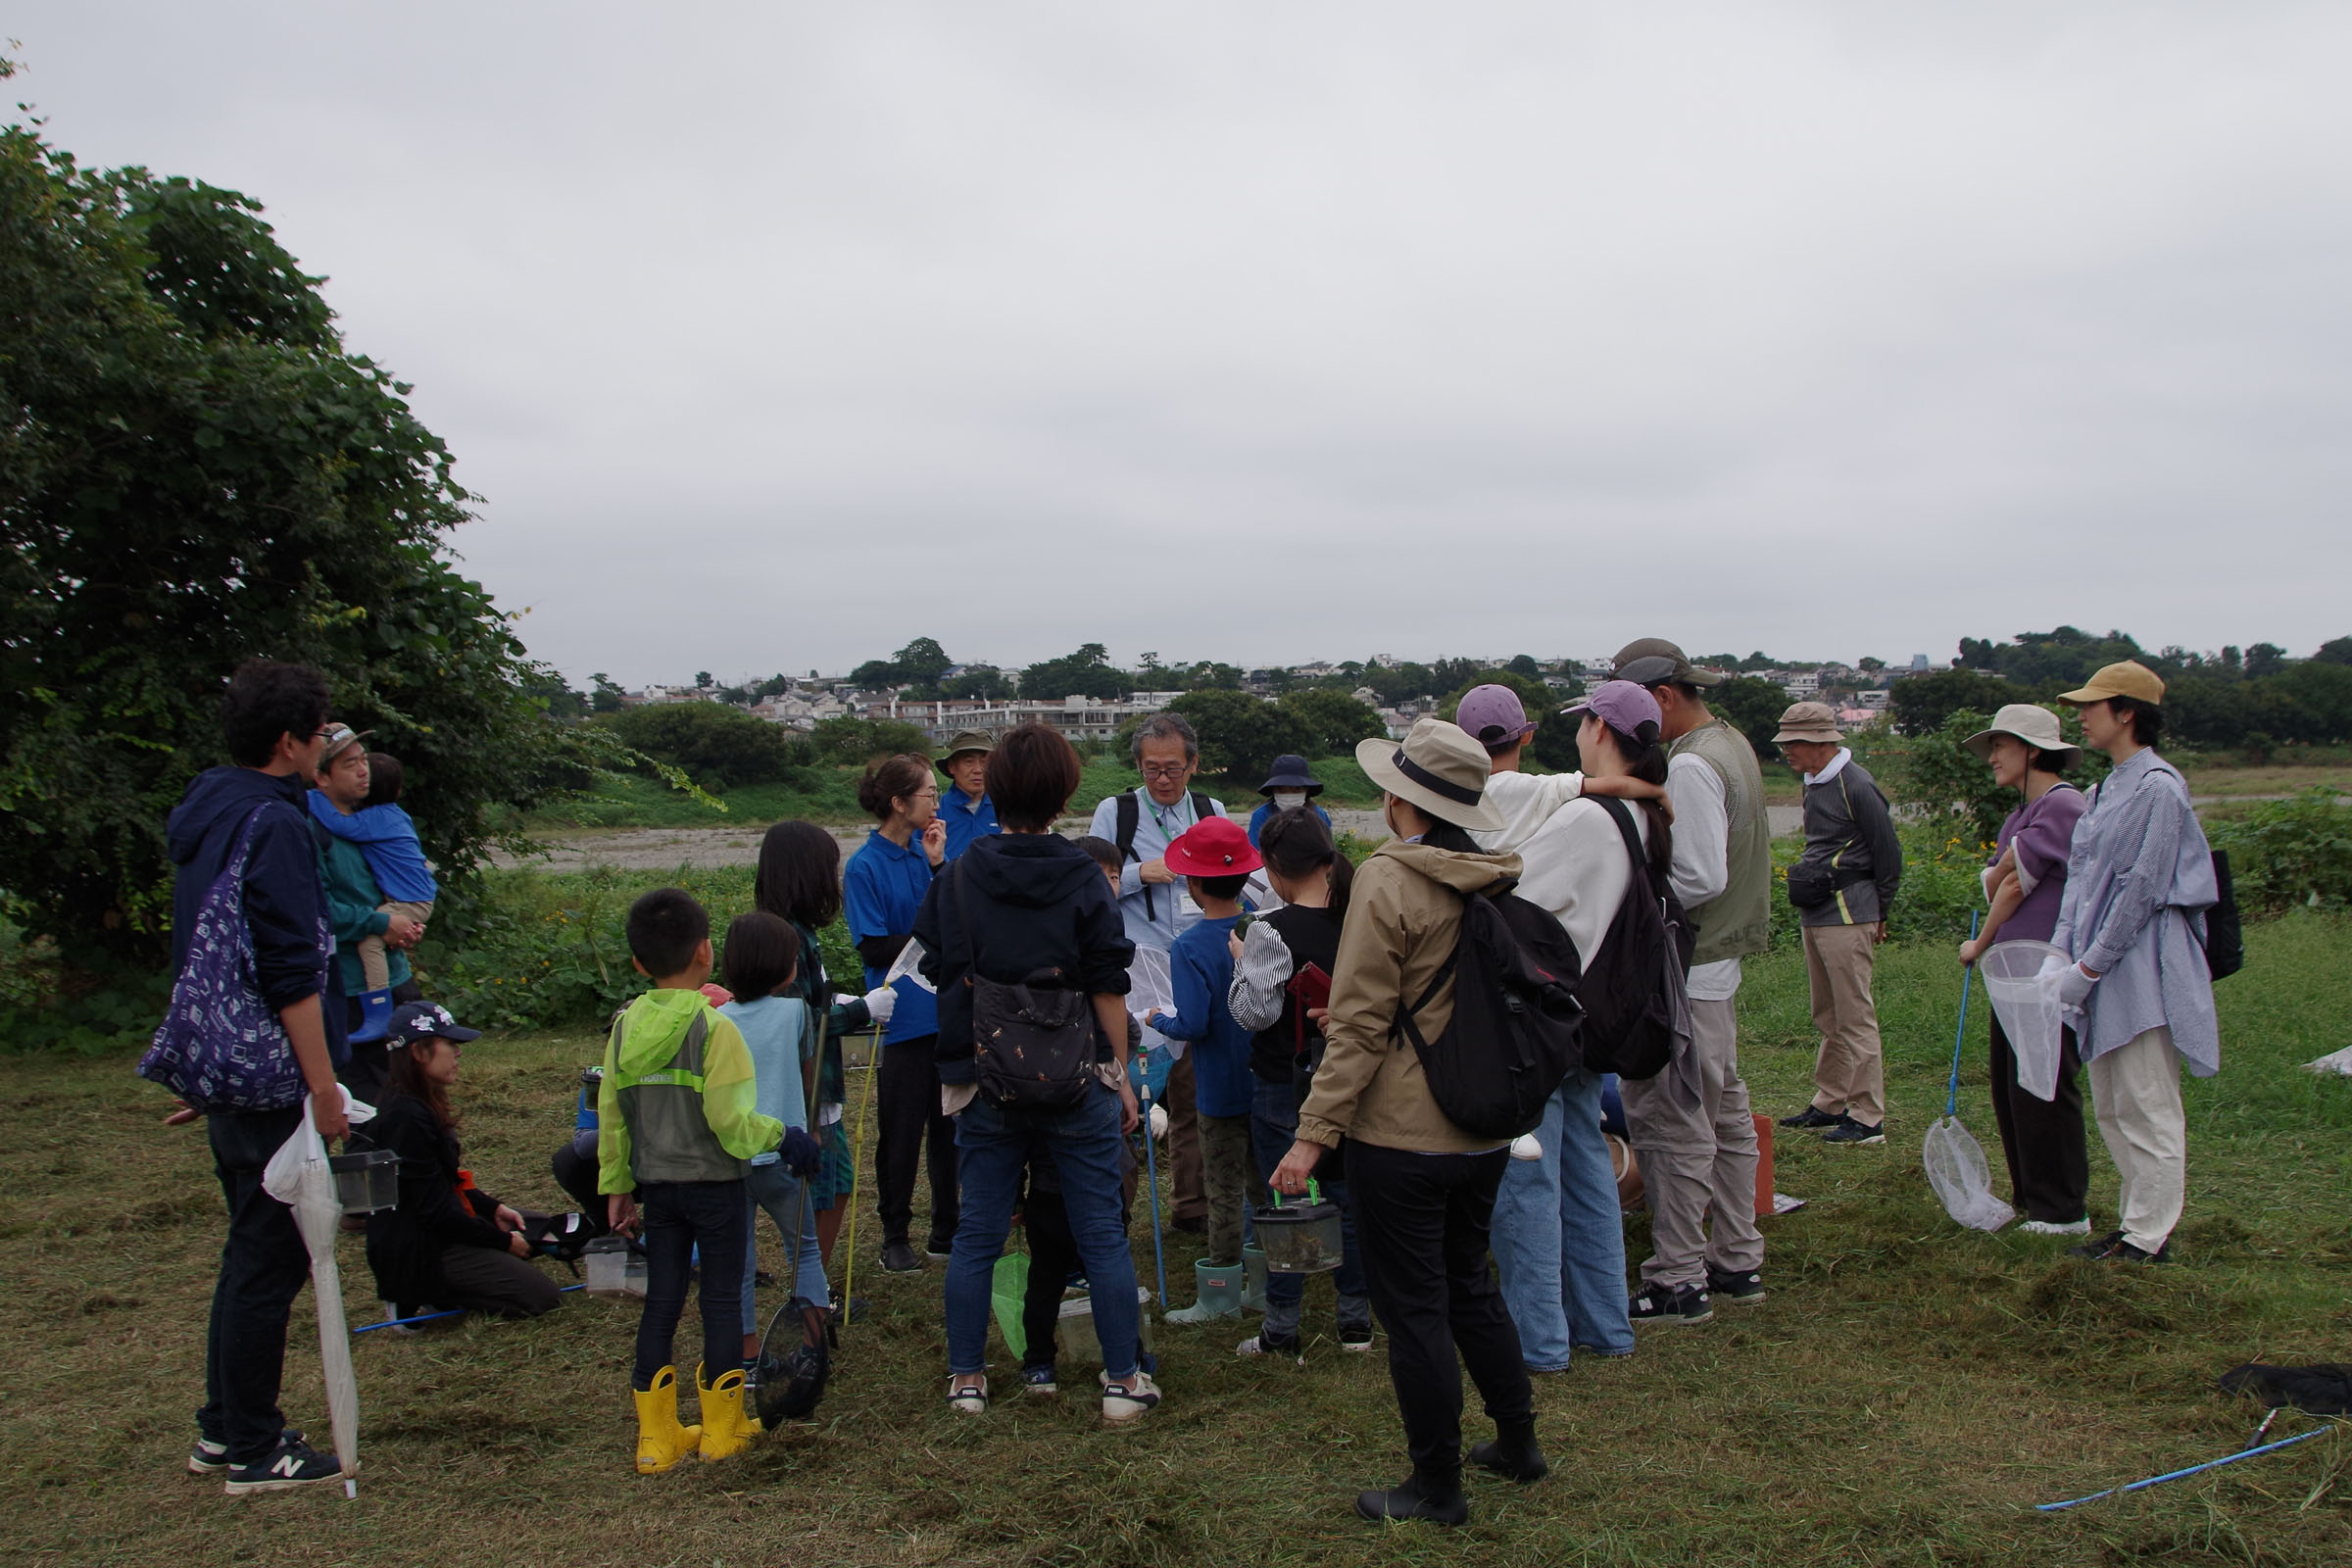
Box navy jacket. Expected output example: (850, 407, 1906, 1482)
(913, 833, 1135, 1086)
(167, 766, 329, 1014)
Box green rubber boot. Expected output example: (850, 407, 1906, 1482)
(1241, 1246, 1268, 1313)
(1165, 1258, 1244, 1324)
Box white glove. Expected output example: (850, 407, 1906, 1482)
(862, 985, 898, 1026)
(2055, 963, 2098, 1010)
(1508, 1134, 1544, 1162)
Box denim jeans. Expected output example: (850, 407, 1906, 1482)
(742, 1159, 829, 1336)
(200, 1106, 312, 1462)
(633, 1179, 748, 1390)
(1247, 1078, 1370, 1340)
(1488, 1069, 1634, 1367)
(947, 1083, 1139, 1380)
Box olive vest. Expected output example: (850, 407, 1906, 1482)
(607, 1010, 746, 1184)
(1673, 718, 1772, 964)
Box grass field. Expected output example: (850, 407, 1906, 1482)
(7, 917, 2349, 1566)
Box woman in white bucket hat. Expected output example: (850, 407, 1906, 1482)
(1957, 704, 2090, 1235)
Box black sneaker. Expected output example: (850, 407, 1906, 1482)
(1628, 1283, 1712, 1326)
(1236, 1330, 1301, 1357)
(1823, 1116, 1885, 1146)
(189, 1427, 302, 1475)
(828, 1289, 869, 1324)
(1170, 1215, 1207, 1236)
(2113, 1238, 2172, 1264)
(2069, 1230, 2127, 1260)
(223, 1436, 342, 1495)
(1706, 1266, 1766, 1304)
(1779, 1105, 1843, 1130)
(880, 1240, 924, 1273)
(924, 1236, 955, 1261)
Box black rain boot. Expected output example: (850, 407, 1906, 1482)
(1469, 1418, 1549, 1483)
(1354, 1468, 1469, 1526)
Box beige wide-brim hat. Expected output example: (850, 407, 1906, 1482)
(1964, 704, 2083, 771)
(1770, 702, 1841, 745)
(2056, 660, 2166, 708)
(1356, 717, 1503, 832)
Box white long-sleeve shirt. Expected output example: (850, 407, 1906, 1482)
(1665, 754, 1740, 1002)
(1470, 769, 1644, 971)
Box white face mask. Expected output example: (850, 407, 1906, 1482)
(1270, 791, 1308, 811)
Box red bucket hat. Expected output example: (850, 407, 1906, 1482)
(1163, 815, 1262, 877)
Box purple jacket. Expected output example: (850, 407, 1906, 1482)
(1989, 784, 2086, 946)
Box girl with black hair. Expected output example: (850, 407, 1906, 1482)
(754, 821, 885, 1292)
(1226, 808, 1373, 1356)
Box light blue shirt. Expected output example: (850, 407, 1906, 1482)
(2050, 749, 2220, 1076)
(1086, 786, 1228, 955)
(720, 993, 811, 1164)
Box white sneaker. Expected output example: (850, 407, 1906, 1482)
(1509, 1134, 1544, 1161)
(946, 1374, 988, 1414)
(2019, 1218, 2092, 1236)
(1100, 1368, 1161, 1424)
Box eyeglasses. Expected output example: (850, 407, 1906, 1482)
(908, 789, 940, 801)
(1140, 763, 1190, 780)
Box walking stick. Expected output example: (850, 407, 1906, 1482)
(841, 1022, 882, 1311)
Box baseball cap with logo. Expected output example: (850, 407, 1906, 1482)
(2056, 661, 2166, 708)
(384, 1001, 482, 1051)
(319, 722, 374, 767)
(1611, 638, 1723, 689)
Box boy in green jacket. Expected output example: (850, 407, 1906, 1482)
(599, 888, 784, 1473)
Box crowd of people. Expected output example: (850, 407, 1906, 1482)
(158, 645, 2223, 1522)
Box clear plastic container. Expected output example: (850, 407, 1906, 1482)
(584, 1237, 647, 1299)
(328, 1149, 398, 1214)
(1056, 1288, 1155, 1366)
(1251, 1200, 1344, 1274)
(1982, 940, 2069, 1102)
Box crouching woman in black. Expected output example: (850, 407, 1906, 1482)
(366, 1002, 564, 1320)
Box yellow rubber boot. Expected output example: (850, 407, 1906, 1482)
(632, 1366, 702, 1474)
(696, 1363, 762, 1461)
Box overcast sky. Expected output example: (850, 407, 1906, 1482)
(16, 4, 2352, 687)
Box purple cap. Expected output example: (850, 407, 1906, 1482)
(1559, 679, 1662, 737)
(1455, 684, 1537, 748)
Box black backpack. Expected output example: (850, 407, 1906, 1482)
(1394, 876, 1585, 1141)
(1576, 799, 1696, 1081)
(2114, 764, 2245, 983)
(1114, 789, 1217, 923)
(949, 861, 1098, 1111)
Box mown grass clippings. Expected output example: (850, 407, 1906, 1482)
(1, 916, 2348, 1565)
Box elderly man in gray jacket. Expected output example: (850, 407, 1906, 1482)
(1774, 703, 1903, 1146)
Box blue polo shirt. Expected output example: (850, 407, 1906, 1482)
(843, 829, 940, 1044)
(939, 786, 999, 861)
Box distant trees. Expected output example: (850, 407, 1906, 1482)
(1890, 669, 2032, 737)
(1169, 690, 1308, 783)
(807, 716, 931, 765)
(595, 703, 807, 792)
(1710, 676, 1806, 760)
(1020, 643, 1133, 701)
(1280, 689, 1388, 755)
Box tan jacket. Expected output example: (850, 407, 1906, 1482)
(1297, 838, 1524, 1155)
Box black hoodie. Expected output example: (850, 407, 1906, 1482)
(912, 832, 1135, 1085)
(167, 765, 330, 1014)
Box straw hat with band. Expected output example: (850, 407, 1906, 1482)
(2054, 660, 2166, 709)
(319, 722, 374, 767)
(1963, 704, 2082, 771)
(1355, 717, 1503, 832)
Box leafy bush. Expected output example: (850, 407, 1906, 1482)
(0, 931, 173, 1056)
(2209, 788, 2352, 912)
(1169, 690, 1309, 784)
(1279, 689, 1388, 755)
(595, 703, 810, 791)
(1875, 708, 2111, 847)
(807, 716, 931, 766)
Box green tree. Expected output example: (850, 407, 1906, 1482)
(2314, 636, 2352, 667)
(1888, 668, 2031, 737)
(1168, 691, 1307, 783)
(2244, 642, 2288, 680)
(1279, 689, 1387, 755)
(0, 109, 582, 960)
(1180, 661, 1246, 691)
(941, 667, 1013, 701)
(590, 673, 626, 713)
(893, 636, 953, 687)
(1709, 676, 1803, 760)
(1020, 643, 1131, 701)
(1505, 654, 1541, 678)
(596, 704, 805, 792)
(807, 716, 930, 764)
(694, 670, 713, 689)
(848, 659, 900, 691)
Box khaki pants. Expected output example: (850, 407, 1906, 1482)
(1622, 996, 1765, 1290)
(359, 900, 433, 992)
(1199, 1112, 1254, 1265)
(1802, 922, 1884, 1127)
(2086, 1026, 2185, 1253)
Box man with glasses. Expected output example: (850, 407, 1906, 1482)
(1088, 712, 1230, 1234)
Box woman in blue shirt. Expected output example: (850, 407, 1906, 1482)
(843, 754, 954, 1274)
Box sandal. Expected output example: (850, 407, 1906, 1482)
(946, 1374, 988, 1415)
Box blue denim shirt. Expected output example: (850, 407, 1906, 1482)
(2050, 750, 2219, 1075)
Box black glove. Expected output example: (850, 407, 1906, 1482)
(777, 1126, 823, 1179)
